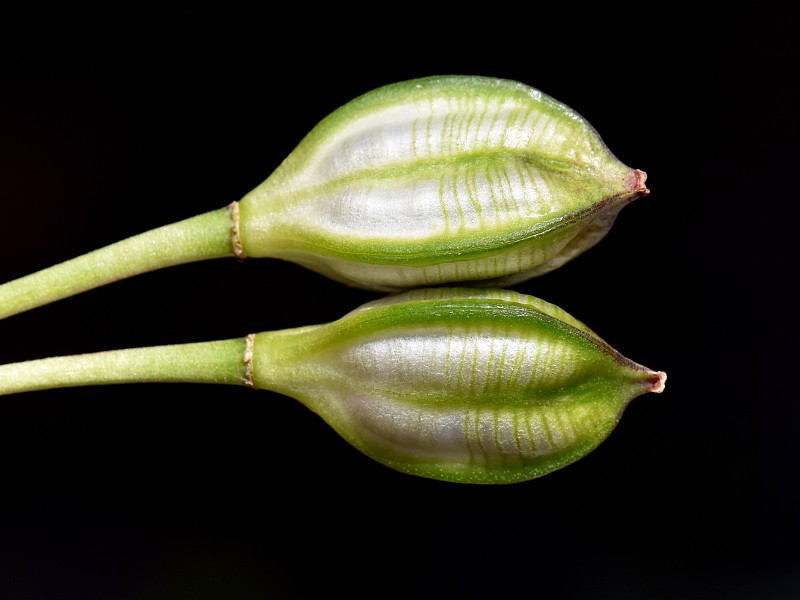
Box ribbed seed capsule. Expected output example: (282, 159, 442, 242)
(253, 288, 665, 484)
(239, 76, 649, 291)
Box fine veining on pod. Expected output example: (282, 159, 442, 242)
(0, 76, 648, 320)
(0, 288, 665, 484)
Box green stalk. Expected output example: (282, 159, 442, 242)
(0, 337, 249, 397)
(0, 206, 236, 320)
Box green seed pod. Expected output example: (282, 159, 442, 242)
(252, 288, 665, 483)
(239, 76, 649, 290)
(1, 75, 649, 320)
(0, 288, 665, 483)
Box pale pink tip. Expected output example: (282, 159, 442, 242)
(629, 168, 649, 198)
(649, 371, 667, 394)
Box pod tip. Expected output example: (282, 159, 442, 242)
(631, 168, 650, 198)
(649, 370, 667, 394)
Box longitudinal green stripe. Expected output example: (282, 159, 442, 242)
(240, 154, 631, 258)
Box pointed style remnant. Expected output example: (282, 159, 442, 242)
(1, 76, 648, 320)
(239, 76, 649, 290)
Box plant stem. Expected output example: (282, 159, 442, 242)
(0, 337, 250, 397)
(0, 206, 237, 321)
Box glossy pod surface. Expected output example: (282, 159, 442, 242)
(252, 288, 665, 484)
(239, 76, 648, 291)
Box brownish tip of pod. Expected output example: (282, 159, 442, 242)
(629, 168, 649, 198)
(648, 370, 667, 394)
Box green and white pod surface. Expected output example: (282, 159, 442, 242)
(0, 289, 665, 484)
(239, 75, 648, 290)
(252, 288, 665, 483)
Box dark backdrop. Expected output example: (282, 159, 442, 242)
(1, 8, 795, 599)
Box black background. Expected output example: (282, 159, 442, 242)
(1, 8, 795, 599)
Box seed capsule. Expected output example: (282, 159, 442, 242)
(0, 75, 649, 320)
(239, 76, 648, 291)
(252, 288, 665, 484)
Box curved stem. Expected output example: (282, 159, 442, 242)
(0, 206, 237, 321)
(0, 337, 250, 397)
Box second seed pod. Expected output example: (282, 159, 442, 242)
(252, 287, 665, 483)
